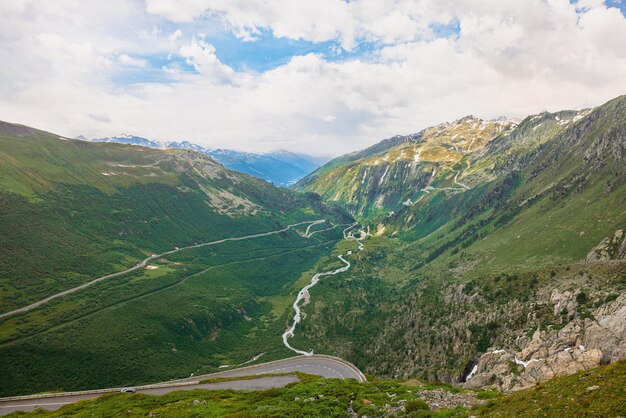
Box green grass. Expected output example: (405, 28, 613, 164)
(0, 127, 351, 310)
(7, 375, 472, 417)
(11, 361, 625, 417)
(469, 359, 626, 417)
(0, 125, 354, 397)
(0, 229, 349, 396)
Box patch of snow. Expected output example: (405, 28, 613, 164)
(414, 149, 421, 163)
(515, 357, 541, 368)
(572, 109, 591, 123)
(379, 165, 390, 185)
(466, 364, 478, 380)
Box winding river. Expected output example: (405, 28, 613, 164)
(282, 223, 366, 355)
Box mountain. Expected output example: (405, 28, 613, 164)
(0, 121, 351, 396)
(83, 136, 324, 187)
(292, 95, 626, 389)
(1, 96, 624, 400)
(266, 149, 330, 173)
(82, 133, 163, 148)
(202, 148, 314, 187)
(294, 116, 517, 217)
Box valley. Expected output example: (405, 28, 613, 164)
(3, 2, 626, 415)
(0, 122, 354, 397)
(282, 223, 367, 356)
(292, 95, 626, 390)
(0, 95, 624, 415)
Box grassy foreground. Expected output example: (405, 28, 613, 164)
(473, 359, 626, 417)
(8, 360, 625, 417)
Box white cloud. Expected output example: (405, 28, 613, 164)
(0, 0, 625, 156)
(178, 39, 236, 84)
(118, 54, 146, 67)
(144, 0, 448, 50)
(169, 29, 182, 43)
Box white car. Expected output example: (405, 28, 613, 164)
(120, 387, 136, 393)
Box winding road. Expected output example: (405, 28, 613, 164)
(0, 220, 325, 321)
(405, 163, 472, 207)
(0, 355, 366, 415)
(0, 220, 370, 415)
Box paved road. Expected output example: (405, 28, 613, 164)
(0, 220, 323, 321)
(0, 355, 365, 415)
(0, 376, 299, 415)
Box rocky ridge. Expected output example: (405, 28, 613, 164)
(464, 291, 626, 391)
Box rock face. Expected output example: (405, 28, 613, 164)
(417, 388, 483, 410)
(585, 229, 626, 262)
(463, 292, 626, 391)
(295, 116, 516, 217)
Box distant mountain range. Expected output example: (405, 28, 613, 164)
(77, 134, 329, 187)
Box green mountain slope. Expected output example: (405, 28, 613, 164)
(0, 122, 352, 396)
(295, 116, 516, 217)
(0, 121, 348, 309)
(290, 95, 626, 389)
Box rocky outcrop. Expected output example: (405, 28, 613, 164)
(416, 388, 483, 410)
(463, 292, 626, 391)
(585, 229, 625, 262)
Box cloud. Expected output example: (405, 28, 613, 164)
(169, 29, 182, 43)
(88, 113, 111, 123)
(143, 0, 452, 50)
(178, 38, 236, 84)
(118, 54, 146, 67)
(0, 0, 625, 156)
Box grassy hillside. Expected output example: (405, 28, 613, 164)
(472, 359, 626, 417)
(0, 121, 353, 396)
(0, 121, 349, 310)
(9, 360, 625, 417)
(288, 95, 626, 387)
(295, 116, 516, 217)
(0, 230, 348, 396)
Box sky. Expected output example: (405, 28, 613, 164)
(1, 0, 625, 156)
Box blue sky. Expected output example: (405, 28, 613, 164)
(112, 0, 622, 85)
(1, 0, 625, 154)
